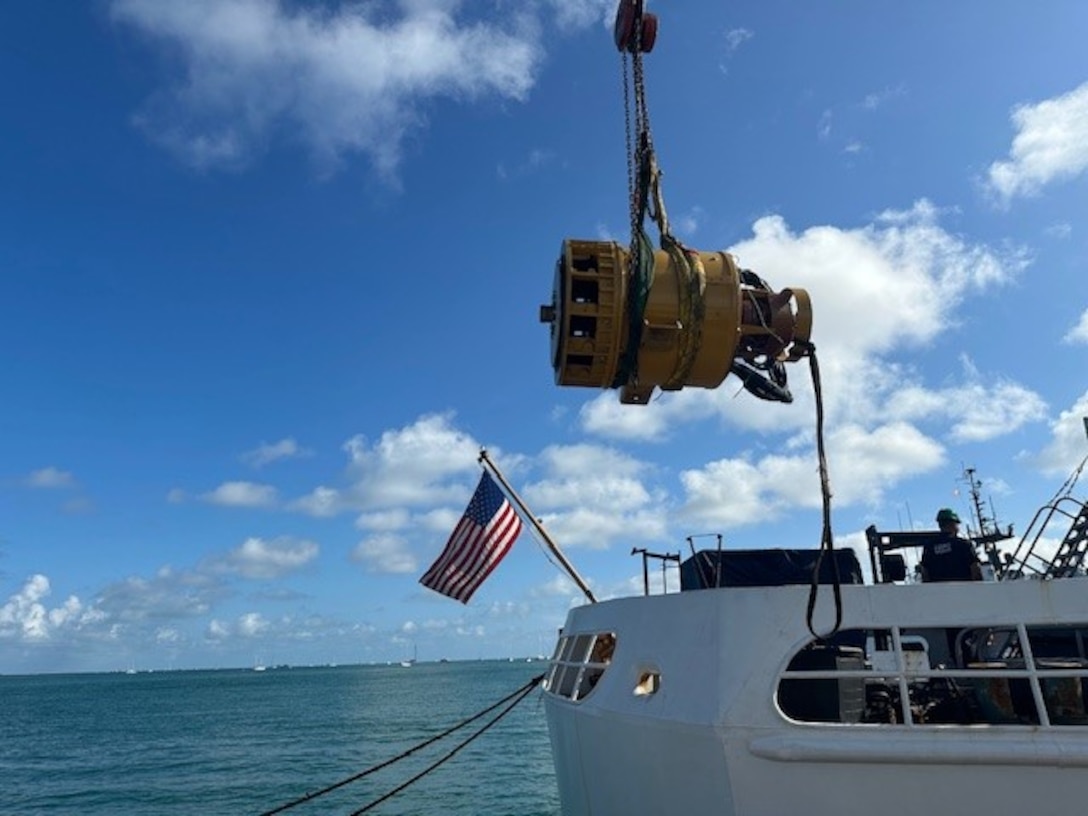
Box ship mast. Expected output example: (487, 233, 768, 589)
(960, 465, 1013, 575)
(963, 466, 994, 537)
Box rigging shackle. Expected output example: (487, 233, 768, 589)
(539, 240, 813, 405)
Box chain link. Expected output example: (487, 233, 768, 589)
(622, 51, 636, 246)
(623, 13, 655, 310)
(632, 23, 652, 159)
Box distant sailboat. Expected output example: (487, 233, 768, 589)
(399, 644, 417, 668)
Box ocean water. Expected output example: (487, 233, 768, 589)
(1, 660, 560, 815)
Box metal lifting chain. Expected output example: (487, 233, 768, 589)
(615, 2, 663, 390)
(622, 51, 635, 245)
(621, 7, 654, 248)
(617, 3, 706, 393)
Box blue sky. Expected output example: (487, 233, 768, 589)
(2, 0, 1087, 674)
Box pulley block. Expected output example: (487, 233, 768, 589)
(614, 0, 657, 53)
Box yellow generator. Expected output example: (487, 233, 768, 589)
(540, 239, 812, 405)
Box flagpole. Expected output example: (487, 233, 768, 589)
(479, 449, 597, 604)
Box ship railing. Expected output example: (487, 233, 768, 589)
(1001, 497, 1088, 579)
(778, 624, 1088, 728)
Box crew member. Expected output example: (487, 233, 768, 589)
(920, 508, 982, 582)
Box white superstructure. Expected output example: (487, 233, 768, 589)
(543, 559, 1088, 816)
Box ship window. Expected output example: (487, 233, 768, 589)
(634, 670, 660, 697)
(776, 624, 1088, 728)
(543, 632, 617, 702)
(555, 663, 580, 698)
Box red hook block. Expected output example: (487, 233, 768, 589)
(614, 0, 658, 53)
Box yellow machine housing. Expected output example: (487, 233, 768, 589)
(539, 239, 812, 404)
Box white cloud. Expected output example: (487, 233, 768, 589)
(201, 481, 278, 508)
(24, 467, 75, 489)
(0, 575, 98, 641)
(674, 206, 704, 237)
(351, 534, 417, 574)
(211, 536, 319, 580)
(861, 84, 906, 111)
(289, 485, 343, 517)
(96, 566, 227, 621)
(579, 393, 674, 440)
(238, 612, 270, 637)
(546, 0, 613, 30)
(1011, 535, 1068, 575)
(518, 444, 669, 548)
(111, 0, 545, 177)
(531, 573, 584, 600)
(984, 81, 1088, 205)
(0, 574, 52, 639)
(166, 487, 187, 503)
(241, 437, 312, 468)
(525, 444, 650, 507)
(342, 413, 484, 498)
(206, 619, 229, 640)
(355, 509, 411, 532)
(751, 200, 1019, 351)
(1034, 391, 1088, 477)
(886, 378, 1047, 442)
(724, 27, 753, 53)
(290, 413, 487, 517)
(1045, 222, 1072, 239)
(677, 421, 945, 529)
(1063, 309, 1088, 344)
(497, 147, 557, 180)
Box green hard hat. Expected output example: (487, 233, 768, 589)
(936, 508, 961, 524)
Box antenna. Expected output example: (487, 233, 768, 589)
(962, 465, 992, 537)
(959, 464, 1014, 577)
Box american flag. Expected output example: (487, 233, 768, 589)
(419, 471, 523, 603)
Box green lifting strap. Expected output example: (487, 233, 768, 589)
(662, 235, 706, 391)
(612, 141, 658, 389)
(612, 226, 655, 389)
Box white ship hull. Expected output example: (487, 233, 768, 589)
(544, 579, 1088, 815)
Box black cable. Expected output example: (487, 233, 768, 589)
(257, 673, 544, 816)
(347, 676, 542, 815)
(802, 345, 843, 640)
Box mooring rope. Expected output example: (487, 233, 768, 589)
(257, 673, 544, 816)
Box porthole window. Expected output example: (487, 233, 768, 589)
(634, 670, 660, 697)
